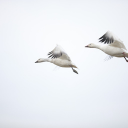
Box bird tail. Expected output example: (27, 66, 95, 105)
(70, 62, 78, 69)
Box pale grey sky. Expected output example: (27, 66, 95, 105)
(0, 0, 128, 128)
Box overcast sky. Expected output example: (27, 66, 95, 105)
(0, 0, 128, 128)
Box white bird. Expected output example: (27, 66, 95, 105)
(35, 45, 78, 74)
(85, 31, 128, 62)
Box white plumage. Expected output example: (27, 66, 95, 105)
(85, 31, 128, 62)
(35, 45, 78, 74)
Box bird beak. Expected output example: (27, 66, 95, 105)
(85, 45, 88, 47)
(35, 61, 38, 63)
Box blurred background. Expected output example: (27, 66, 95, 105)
(0, 0, 128, 128)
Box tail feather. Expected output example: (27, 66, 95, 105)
(72, 65, 78, 68)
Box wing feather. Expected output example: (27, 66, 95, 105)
(48, 45, 71, 61)
(99, 31, 127, 50)
(104, 55, 113, 61)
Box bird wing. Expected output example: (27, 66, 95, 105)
(48, 45, 71, 61)
(99, 31, 127, 50)
(104, 55, 113, 61)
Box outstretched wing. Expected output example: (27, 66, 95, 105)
(104, 55, 113, 61)
(99, 31, 127, 50)
(48, 45, 71, 61)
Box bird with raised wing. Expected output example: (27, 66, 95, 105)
(35, 45, 78, 74)
(85, 31, 128, 62)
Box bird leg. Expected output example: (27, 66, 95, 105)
(123, 52, 128, 62)
(124, 57, 128, 62)
(71, 67, 78, 74)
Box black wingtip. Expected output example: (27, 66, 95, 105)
(48, 52, 52, 55)
(99, 32, 114, 44)
(48, 54, 53, 58)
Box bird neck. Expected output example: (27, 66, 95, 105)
(40, 58, 52, 62)
(94, 43, 102, 49)
(92, 43, 104, 51)
(45, 58, 52, 62)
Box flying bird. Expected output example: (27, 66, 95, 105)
(35, 45, 78, 74)
(85, 31, 128, 62)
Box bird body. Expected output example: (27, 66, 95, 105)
(103, 46, 126, 57)
(35, 45, 78, 74)
(85, 31, 128, 61)
(37, 58, 77, 68)
(52, 58, 77, 68)
(97, 44, 126, 57)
